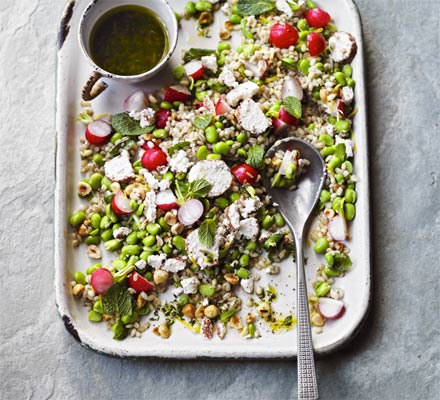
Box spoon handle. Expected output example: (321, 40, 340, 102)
(296, 240, 319, 400)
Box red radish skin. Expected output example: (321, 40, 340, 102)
(282, 76, 304, 100)
(164, 85, 191, 102)
(128, 272, 155, 293)
(184, 60, 205, 80)
(272, 117, 288, 133)
(279, 107, 298, 126)
(85, 120, 112, 146)
(156, 190, 178, 210)
(337, 99, 345, 118)
(305, 8, 331, 28)
(111, 191, 134, 216)
(90, 268, 113, 295)
(270, 23, 298, 49)
(215, 98, 233, 115)
(328, 215, 348, 241)
(141, 147, 168, 171)
(307, 32, 326, 56)
(318, 297, 346, 320)
(178, 199, 204, 225)
(155, 108, 171, 129)
(123, 89, 148, 112)
(231, 164, 259, 185)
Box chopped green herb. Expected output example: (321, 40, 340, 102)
(246, 144, 265, 169)
(193, 114, 213, 130)
(169, 141, 190, 156)
(283, 96, 302, 119)
(237, 0, 276, 16)
(111, 113, 154, 136)
(198, 219, 216, 247)
(102, 282, 133, 316)
(183, 48, 216, 63)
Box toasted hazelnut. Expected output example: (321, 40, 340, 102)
(125, 183, 147, 200)
(246, 313, 256, 324)
(256, 302, 271, 317)
(219, 28, 231, 40)
(204, 305, 219, 319)
(229, 315, 243, 330)
(87, 245, 101, 259)
(158, 323, 170, 339)
(78, 181, 92, 197)
(153, 269, 169, 284)
(311, 312, 325, 327)
(78, 224, 90, 237)
(72, 284, 85, 296)
(136, 294, 146, 309)
(224, 273, 239, 285)
(182, 304, 196, 319)
(198, 11, 213, 26)
(195, 305, 205, 319)
(171, 222, 184, 235)
(164, 211, 177, 226)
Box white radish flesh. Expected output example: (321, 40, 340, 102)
(244, 60, 268, 78)
(318, 297, 346, 320)
(178, 199, 204, 225)
(328, 215, 348, 241)
(112, 191, 133, 215)
(282, 76, 304, 100)
(156, 190, 178, 210)
(123, 89, 148, 112)
(184, 60, 205, 79)
(86, 120, 112, 145)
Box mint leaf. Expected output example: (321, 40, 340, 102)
(111, 113, 154, 136)
(175, 180, 190, 203)
(198, 219, 216, 247)
(237, 0, 276, 15)
(193, 114, 213, 130)
(333, 253, 352, 273)
(283, 96, 302, 119)
(189, 179, 212, 198)
(169, 141, 190, 156)
(246, 145, 265, 169)
(102, 282, 132, 316)
(183, 48, 216, 63)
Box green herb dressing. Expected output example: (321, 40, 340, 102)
(90, 5, 169, 76)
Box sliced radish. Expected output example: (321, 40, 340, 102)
(111, 191, 134, 216)
(243, 60, 268, 78)
(128, 272, 155, 294)
(279, 107, 298, 125)
(164, 85, 191, 102)
(123, 89, 148, 112)
(328, 215, 348, 241)
(215, 97, 233, 116)
(90, 268, 113, 295)
(203, 96, 216, 114)
(177, 199, 204, 225)
(272, 117, 288, 133)
(156, 108, 171, 129)
(337, 99, 345, 118)
(318, 297, 346, 320)
(282, 76, 304, 100)
(231, 163, 259, 185)
(156, 189, 178, 210)
(85, 120, 112, 146)
(184, 60, 205, 80)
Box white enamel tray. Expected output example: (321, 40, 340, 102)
(55, 0, 370, 358)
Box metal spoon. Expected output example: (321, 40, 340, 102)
(263, 137, 326, 400)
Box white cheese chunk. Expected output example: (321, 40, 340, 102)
(113, 227, 132, 240)
(341, 86, 354, 104)
(169, 149, 193, 173)
(236, 99, 271, 135)
(163, 258, 186, 273)
(276, 0, 293, 17)
(226, 82, 260, 107)
(147, 253, 167, 269)
(135, 259, 147, 270)
(239, 218, 259, 240)
(104, 151, 135, 182)
(201, 55, 218, 73)
(180, 276, 200, 294)
(329, 32, 357, 63)
(238, 197, 262, 218)
(224, 204, 241, 231)
(129, 108, 156, 128)
(143, 190, 157, 222)
(186, 229, 220, 269)
(218, 67, 238, 88)
(240, 278, 254, 294)
(188, 160, 232, 197)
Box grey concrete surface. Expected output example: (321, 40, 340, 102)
(0, 0, 439, 399)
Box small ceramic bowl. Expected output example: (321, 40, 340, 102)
(78, 0, 178, 100)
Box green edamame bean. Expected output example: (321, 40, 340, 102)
(90, 213, 101, 229)
(343, 64, 353, 78)
(162, 243, 173, 255)
(325, 253, 335, 266)
(104, 239, 122, 252)
(100, 228, 113, 242)
(89, 173, 103, 190)
(239, 254, 250, 267)
(335, 173, 345, 183)
(87, 228, 98, 236)
(344, 188, 357, 204)
(214, 197, 229, 209)
(135, 203, 144, 216)
(230, 192, 240, 203)
(136, 230, 146, 239)
(297, 18, 309, 31)
(217, 41, 231, 52)
(245, 240, 258, 251)
(88, 310, 102, 322)
(335, 119, 351, 133)
(85, 236, 101, 245)
(344, 203, 356, 221)
(199, 284, 215, 297)
(206, 154, 221, 160)
(324, 266, 340, 277)
(314, 281, 330, 297)
(93, 298, 104, 313)
(158, 217, 171, 232)
(146, 223, 161, 236)
(125, 231, 139, 245)
(236, 267, 250, 279)
(331, 197, 343, 213)
(298, 58, 310, 75)
(185, 1, 197, 16)
(160, 101, 173, 110)
(140, 250, 154, 261)
(113, 259, 127, 271)
(213, 141, 230, 155)
(178, 294, 190, 306)
(334, 71, 347, 86)
(346, 78, 356, 88)
(262, 215, 274, 229)
(153, 129, 168, 139)
(195, 91, 208, 102)
(121, 245, 141, 256)
(111, 133, 123, 144)
(320, 190, 331, 203)
(314, 237, 329, 254)
(328, 156, 343, 170)
(92, 153, 104, 166)
(104, 193, 114, 204)
(86, 263, 101, 275)
(274, 213, 286, 227)
(172, 235, 186, 251)
(129, 201, 138, 211)
(328, 116, 337, 125)
(143, 235, 157, 247)
(318, 134, 335, 146)
(70, 211, 86, 227)
(215, 121, 224, 129)
(73, 271, 86, 285)
(343, 160, 353, 173)
(197, 145, 209, 160)
(121, 314, 136, 324)
(237, 148, 247, 158)
(230, 14, 242, 24)
(248, 323, 256, 337)
(321, 146, 336, 157)
(312, 87, 321, 100)
(205, 126, 219, 143)
(195, 1, 212, 12)
(173, 101, 183, 109)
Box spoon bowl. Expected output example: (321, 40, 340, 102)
(263, 137, 326, 400)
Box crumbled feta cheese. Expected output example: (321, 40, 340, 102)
(201, 297, 210, 306)
(226, 82, 260, 107)
(129, 108, 156, 128)
(224, 204, 241, 231)
(104, 151, 135, 182)
(335, 136, 354, 157)
(276, 0, 293, 16)
(147, 253, 167, 269)
(169, 149, 193, 173)
(341, 86, 354, 104)
(201, 55, 218, 73)
(329, 32, 357, 63)
(236, 99, 271, 135)
(141, 169, 159, 189)
(240, 278, 254, 294)
(180, 276, 200, 294)
(135, 259, 147, 270)
(188, 160, 232, 197)
(113, 227, 132, 240)
(158, 179, 171, 191)
(239, 218, 259, 240)
(238, 197, 262, 218)
(143, 191, 157, 222)
(162, 258, 186, 273)
(171, 287, 184, 296)
(186, 229, 220, 269)
(218, 67, 238, 88)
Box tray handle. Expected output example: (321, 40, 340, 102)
(82, 71, 108, 101)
